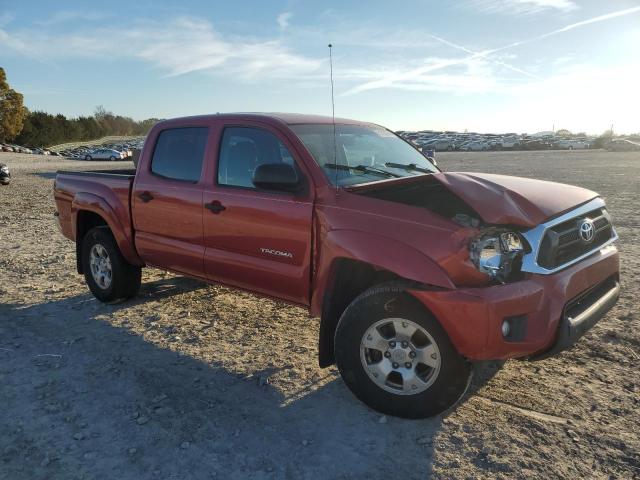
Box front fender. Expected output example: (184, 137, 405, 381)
(310, 229, 455, 316)
(72, 192, 142, 266)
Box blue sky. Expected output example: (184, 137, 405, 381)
(1, 0, 639, 134)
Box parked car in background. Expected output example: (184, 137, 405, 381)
(0, 163, 10, 185)
(498, 137, 521, 149)
(459, 140, 489, 151)
(84, 149, 126, 161)
(606, 139, 640, 151)
(555, 139, 590, 150)
(1, 144, 14, 152)
(522, 140, 552, 150)
(423, 138, 454, 151)
(9, 145, 28, 154)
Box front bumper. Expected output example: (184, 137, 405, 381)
(530, 275, 619, 360)
(408, 244, 620, 360)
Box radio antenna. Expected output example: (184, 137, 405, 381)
(328, 43, 338, 193)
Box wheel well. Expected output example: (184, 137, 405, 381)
(318, 259, 404, 367)
(76, 211, 108, 274)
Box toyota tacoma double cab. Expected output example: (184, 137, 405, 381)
(54, 114, 620, 418)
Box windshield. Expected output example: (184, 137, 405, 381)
(290, 124, 438, 186)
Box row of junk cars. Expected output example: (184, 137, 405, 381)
(0, 138, 145, 186)
(397, 130, 640, 152)
(0, 138, 144, 160)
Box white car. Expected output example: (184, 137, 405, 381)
(84, 149, 126, 161)
(460, 140, 489, 151)
(499, 137, 521, 149)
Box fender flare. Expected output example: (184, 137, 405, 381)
(313, 230, 456, 367)
(311, 229, 454, 316)
(72, 192, 142, 266)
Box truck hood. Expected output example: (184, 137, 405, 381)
(432, 172, 599, 228)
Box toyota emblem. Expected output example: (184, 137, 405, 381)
(579, 218, 595, 243)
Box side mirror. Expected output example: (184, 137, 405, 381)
(252, 163, 302, 192)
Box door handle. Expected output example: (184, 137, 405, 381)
(138, 191, 154, 203)
(205, 201, 226, 214)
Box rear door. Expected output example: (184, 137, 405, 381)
(202, 124, 314, 305)
(132, 126, 211, 277)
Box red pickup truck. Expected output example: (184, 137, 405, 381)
(54, 113, 620, 418)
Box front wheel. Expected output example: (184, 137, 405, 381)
(110, 156, 116, 161)
(85, 155, 92, 161)
(335, 284, 472, 418)
(81, 227, 141, 302)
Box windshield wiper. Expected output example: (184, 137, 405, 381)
(385, 162, 433, 174)
(324, 163, 401, 178)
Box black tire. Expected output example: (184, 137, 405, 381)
(81, 226, 141, 303)
(334, 284, 472, 418)
(85, 155, 92, 161)
(110, 156, 116, 161)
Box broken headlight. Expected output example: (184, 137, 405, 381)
(470, 232, 524, 283)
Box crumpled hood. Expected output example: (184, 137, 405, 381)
(432, 172, 598, 227)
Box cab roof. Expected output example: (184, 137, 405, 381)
(156, 112, 376, 128)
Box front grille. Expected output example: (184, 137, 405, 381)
(537, 208, 614, 269)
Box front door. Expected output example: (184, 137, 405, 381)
(202, 125, 314, 305)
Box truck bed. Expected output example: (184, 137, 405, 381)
(54, 169, 136, 251)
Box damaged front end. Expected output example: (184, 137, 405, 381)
(351, 175, 533, 285)
(469, 229, 526, 283)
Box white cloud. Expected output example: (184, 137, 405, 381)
(342, 49, 510, 95)
(344, 6, 640, 96)
(0, 16, 323, 80)
(35, 11, 110, 26)
(484, 62, 640, 134)
(424, 32, 540, 79)
(277, 12, 293, 30)
(536, 6, 640, 38)
(465, 0, 578, 15)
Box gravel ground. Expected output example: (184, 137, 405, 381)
(0, 150, 638, 480)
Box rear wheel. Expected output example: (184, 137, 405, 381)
(85, 155, 92, 161)
(110, 155, 116, 161)
(335, 284, 472, 418)
(81, 227, 141, 302)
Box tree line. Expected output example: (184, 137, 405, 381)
(1, 67, 158, 147)
(15, 107, 160, 147)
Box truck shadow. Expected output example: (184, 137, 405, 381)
(0, 289, 500, 479)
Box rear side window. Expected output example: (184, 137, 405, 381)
(151, 127, 208, 182)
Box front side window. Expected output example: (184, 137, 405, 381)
(151, 127, 208, 182)
(218, 127, 296, 188)
(290, 124, 438, 186)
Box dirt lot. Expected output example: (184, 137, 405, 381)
(1, 150, 638, 480)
